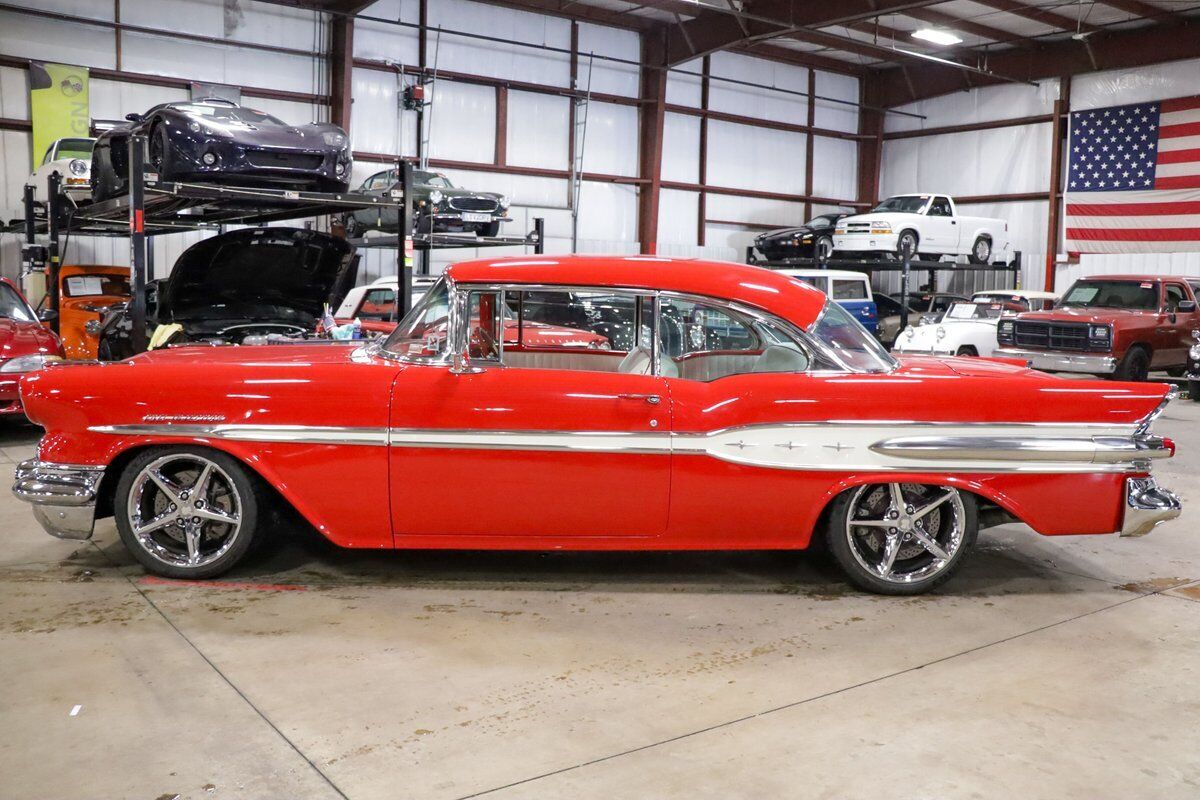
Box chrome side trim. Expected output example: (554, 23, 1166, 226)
(1121, 477, 1181, 537)
(389, 428, 669, 454)
(12, 459, 104, 540)
(870, 434, 1173, 463)
(88, 424, 390, 446)
(1135, 386, 1178, 436)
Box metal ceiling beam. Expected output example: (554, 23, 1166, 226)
(972, 0, 1101, 33)
(1092, 0, 1179, 19)
(901, 6, 1023, 44)
(874, 17, 1200, 106)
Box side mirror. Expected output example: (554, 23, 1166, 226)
(1177, 300, 1196, 313)
(124, 112, 143, 122)
(37, 309, 58, 324)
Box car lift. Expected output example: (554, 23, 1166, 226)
(746, 248, 1023, 331)
(12, 134, 406, 352)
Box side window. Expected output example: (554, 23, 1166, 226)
(832, 279, 868, 300)
(1165, 284, 1186, 311)
(931, 296, 955, 312)
(357, 288, 396, 321)
(659, 297, 762, 381)
(500, 290, 644, 373)
(793, 275, 828, 295)
(383, 277, 450, 359)
(929, 197, 952, 217)
(467, 291, 502, 361)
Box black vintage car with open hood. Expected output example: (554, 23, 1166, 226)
(96, 228, 358, 360)
(752, 213, 850, 262)
(91, 98, 352, 200)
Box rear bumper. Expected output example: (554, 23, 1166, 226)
(1121, 476, 1182, 537)
(11, 459, 104, 540)
(994, 346, 1117, 374)
(0, 378, 22, 415)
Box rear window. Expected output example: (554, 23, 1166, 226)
(832, 279, 868, 300)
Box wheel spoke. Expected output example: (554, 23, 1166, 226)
(184, 527, 202, 565)
(195, 506, 239, 526)
(147, 469, 182, 505)
(190, 462, 215, 502)
(850, 519, 892, 529)
(909, 527, 950, 561)
(913, 490, 954, 521)
(888, 483, 905, 512)
(134, 510, 175, 536)
(877, 534, 902, 577)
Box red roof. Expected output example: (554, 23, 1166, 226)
(444, 255, 828, 329)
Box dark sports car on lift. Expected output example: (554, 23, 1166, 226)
(96, 227, 358, 360)
(91, 98, 352, 200)
(752, 213, 851, 262)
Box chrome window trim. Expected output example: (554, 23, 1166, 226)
(377, 274, 455, 366)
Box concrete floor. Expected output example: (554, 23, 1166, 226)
(2, 402, 1199, 800)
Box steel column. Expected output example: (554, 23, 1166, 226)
(1045, 76, 1071, 293)
(636, 30, 668, 255)
(399, 160, 414, 316)
(127, 135, 148, 353)
(44, 171, 62, 333)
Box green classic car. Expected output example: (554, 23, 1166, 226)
(343, 168, 511, 238)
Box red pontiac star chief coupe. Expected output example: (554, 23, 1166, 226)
(12, 256, 1183, 594)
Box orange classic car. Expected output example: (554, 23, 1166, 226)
(57, 265, 131, 359)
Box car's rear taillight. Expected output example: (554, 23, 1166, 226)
(1163, 437, 1176, 457)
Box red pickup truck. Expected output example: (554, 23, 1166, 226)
(996, 274, 1200, 381)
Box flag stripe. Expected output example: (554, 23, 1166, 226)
(1067, 199, 1200, 216)
(1155, 175, 1200, 189)
(1157, 147, 1200, 165)
(1160, 121, 1200, 139)
(1161, 96, 1200, 114)
(1065, 226, 1200, 242)
(1064, 215, 1200, 230)
(1155, 161, 1200, 178)
(1158, 134, 1200, 152)
(1161, 108, 1200, 127)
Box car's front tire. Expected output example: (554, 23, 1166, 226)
(896, 230, 919, 261)
(114, 447, 262, 579)
(479, 221, 501, 238)
(968, 236, 992, 264)
(1112, 346, 1150, 382)
(825, 482, 978, 595)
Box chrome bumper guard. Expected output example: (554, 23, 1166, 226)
(11, 459, 104, 540)
(1121, 477, 1182, 537)
(994, 347, 1117, 374)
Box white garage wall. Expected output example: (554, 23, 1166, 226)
(576, 23, 639, 98)
(426, 0, 571, 87)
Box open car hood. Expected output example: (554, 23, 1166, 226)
(159, 228, 358, 323)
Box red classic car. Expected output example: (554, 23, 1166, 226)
(12, 256, 1183, 594)
(0, 278, 62, 419)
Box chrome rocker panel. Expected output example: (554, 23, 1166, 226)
(1122, 476, 1182, 537)
(994, 346, 1117, 375)
(12, 459, 104, 540)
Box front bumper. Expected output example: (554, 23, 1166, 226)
(994, 346, 1117, 374)
(1121, 476, 1181, 537)
(12, 459, 104, 540)
(833, 232, 899, 253)
(0, 378, 21, 415)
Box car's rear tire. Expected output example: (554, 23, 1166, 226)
(955, 345, 979, 357)
(968, 236, 992, 264)
(149, 124, 174, 180)
(824, 482, 978, 595)
(814, 235, 834, 261)
(114, 447, 262, 579)
(343, 213, 362, 239)
(1112, 346, 1150, 382)
(1190, 380, 1200, 402)
(896, 230, 919, 261)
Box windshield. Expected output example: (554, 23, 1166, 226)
(53, 138, 94, 161)
(382, 277, 451, 358)
(808, 301, 894, 372)
(0, 283, 34, 323)
(1061, 280, 1158, 310)
(415, 170, 453, 188)
(944, 301, 1009, 321)
(64, 273, 130, 298)
(171, 103, 285, 126)
(805, 216, 833, 228)
(871, 196, 928, 214)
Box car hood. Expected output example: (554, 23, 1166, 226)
(1016, 307, 1154, 325)
(159, 227, 357, 323)
(756, 226, 816, 242)
(422, 186, 502, 201)
(0, 317, 59, 360)
(170, 109, 345, 150)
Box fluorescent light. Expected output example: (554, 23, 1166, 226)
(911, 28, 963, 46)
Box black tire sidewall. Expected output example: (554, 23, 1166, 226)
(897, 231, 918, 259)
(969, 237, 991, 264)
(825, 485, 979, 595)
(113, 446, 260, 579)
(1115, 347, 1150, 382)
(956, 346, 978, 357)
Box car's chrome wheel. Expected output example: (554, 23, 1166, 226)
(125, 453, 244, 569)
(829, 482, 975, 593)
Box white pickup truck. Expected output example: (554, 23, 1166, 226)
(832, 194, 1010, 264)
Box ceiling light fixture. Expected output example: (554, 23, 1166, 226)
(911, 28, 964, 46)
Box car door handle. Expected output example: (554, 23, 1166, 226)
(618, 393, 661, 405)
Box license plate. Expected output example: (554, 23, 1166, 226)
(461, 212, 491, 223)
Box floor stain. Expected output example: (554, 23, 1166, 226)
(1117, 577, 1191, 593)
(1171, 584, 1200, 600)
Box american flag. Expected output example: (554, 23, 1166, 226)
(1064, 96, 1200, 254)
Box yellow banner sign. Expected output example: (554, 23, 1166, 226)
(29, 62, 90, 169)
